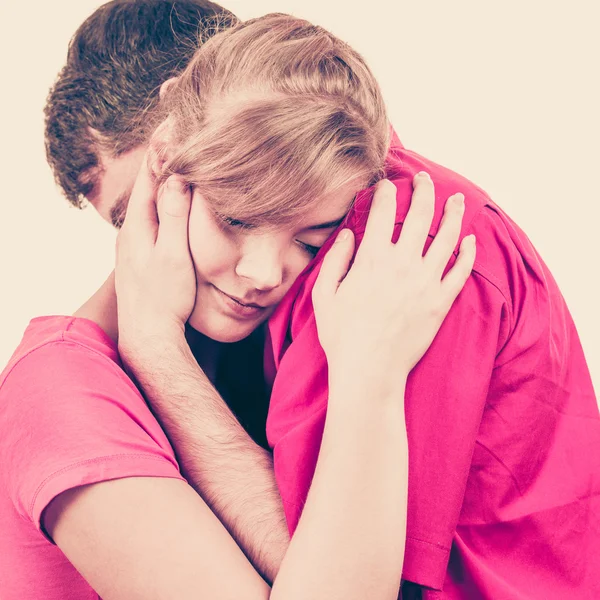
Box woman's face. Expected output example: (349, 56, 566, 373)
(186, 184, 358, 343)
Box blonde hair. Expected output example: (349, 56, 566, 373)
(162, 13, 390, 225)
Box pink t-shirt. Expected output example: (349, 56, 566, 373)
(0, 316, 185, 599)
(265, 130, 600, 598)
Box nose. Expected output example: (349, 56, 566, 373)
(235, 234, 284, 291)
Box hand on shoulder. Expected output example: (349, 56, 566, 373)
(312, 172, 476, 397)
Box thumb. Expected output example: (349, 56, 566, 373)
(312, 229, 355, 309)
(155, 176, 193, 255)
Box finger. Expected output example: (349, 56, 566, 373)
(155, 177, 193, 257)
(312, 229, 355, 309)
(440, 234, 476, 305)
(357, 179, 398, 258)
(120, 150, 159, 244)
(423, 192, 465, 277)
(394, 172, 435, 257)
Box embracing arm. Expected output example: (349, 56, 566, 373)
(44, 369, 409, 600)
(120, 332, 288, 583)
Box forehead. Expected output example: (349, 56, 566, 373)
(209, 177, 364, 230)
(291, 180, 362, 229)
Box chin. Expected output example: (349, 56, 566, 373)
(187, 310, 258, 344)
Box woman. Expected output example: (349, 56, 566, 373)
(0, 13, 475, 598)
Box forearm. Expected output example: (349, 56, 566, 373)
(119, 331, 289, 583)
(271, 377, 409, 600)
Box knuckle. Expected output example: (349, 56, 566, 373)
(428, 303, 444, 320)
(157, 247, 183, 267)
(412, 197, 433, 213)
(412, 187, 435, 207)
(413, 187, 434, 205)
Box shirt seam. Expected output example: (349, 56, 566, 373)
(0, 338, 135, 397)
(405, 535, 451, 552)
(395, 199, 514, 333)
(459, 202, 513, 319)
(29, 453, 175, 520)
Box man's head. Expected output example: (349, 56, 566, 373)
(44, 0, 237, 226)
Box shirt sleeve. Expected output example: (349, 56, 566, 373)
(400, 247, 511, 590)
(0, 339, 185, 534)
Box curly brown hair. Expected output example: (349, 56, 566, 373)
(44, 0, 237, 211)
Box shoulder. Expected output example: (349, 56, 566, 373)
(352, 147, 550, 312)
(1, 315, 120, 386)
(0, 317, 181, 526)
(0, 315, 162, 440)
(0, 316, 139, 414)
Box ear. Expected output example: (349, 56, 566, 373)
(148, 117, 176, 178)
(159, 76, 179, 102)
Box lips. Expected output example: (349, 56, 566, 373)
(211, 285, 269, 320)
(222, 292, 267, 309)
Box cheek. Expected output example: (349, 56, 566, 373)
(187, 205, 238, 279)
(286, 254, 312, 286)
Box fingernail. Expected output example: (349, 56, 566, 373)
(453, 193, 465, 207)
(465, 234, 476, 246)
(168, 176, 187, 192)
(415, 171, 430, 181)
(335, 229, 350, 243)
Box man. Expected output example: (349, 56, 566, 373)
(41, 2, 600, 598)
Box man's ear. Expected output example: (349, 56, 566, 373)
(148, 117, 175, 178)
(159, 77, 179, 102)
(151, 78, 180, 175)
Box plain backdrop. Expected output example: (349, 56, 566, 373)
(0, 0, 598, 393)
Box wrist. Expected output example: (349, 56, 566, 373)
(118, 322, 188, 368)
(328, 364, 408, 404)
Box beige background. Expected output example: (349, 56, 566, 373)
(0, 0, 598, 393)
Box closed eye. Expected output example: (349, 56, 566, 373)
(217, 210, 324, 257)
(218, 213, 257, 230)
(298, 241, 321, 257)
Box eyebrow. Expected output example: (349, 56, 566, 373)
(306, 216, 347, 231)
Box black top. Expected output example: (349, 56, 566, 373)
(185, 324, 271, 450)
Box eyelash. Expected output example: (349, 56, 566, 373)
(220, 215, 256, 230)
(299, 242, 321, 257)
(219, 214, 321, 258)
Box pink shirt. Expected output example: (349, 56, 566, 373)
(265, 130, 600, 598)
(0, 316, 185, 599)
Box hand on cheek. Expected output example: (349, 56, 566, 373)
(115, 152, 197, 352)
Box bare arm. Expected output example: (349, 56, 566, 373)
(44, 369, 409, 600)
(120, 333, 288, 583)
(271, 377, 409, 599)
